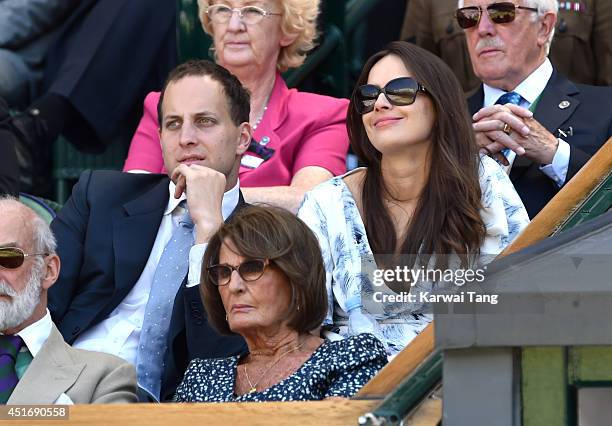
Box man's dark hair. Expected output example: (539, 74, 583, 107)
(157, 59, 250, 128)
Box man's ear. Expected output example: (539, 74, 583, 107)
(537, 12, 556, 49)
(41, 254, 60, 291)
(236, 122, 252, 156)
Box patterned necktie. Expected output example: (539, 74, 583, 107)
(136, 202, 194, 401)
(495, 92, 524, 161)
(0, 335, 25, 403)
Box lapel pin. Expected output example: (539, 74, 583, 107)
(558, 126, 574, 138)
(559, 100, 570, 109)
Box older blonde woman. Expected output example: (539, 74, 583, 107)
(123, 0, 349, 212)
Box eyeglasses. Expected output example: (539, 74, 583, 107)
(0, 247, 48, 269)
(206, 5, 281, 25)
(207, 259, 268, 286)
(456, 2, 539, 29)
(354, 77, 427, 114)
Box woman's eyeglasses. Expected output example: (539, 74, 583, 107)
(0, 247, 48, 269)
(354, 77, 427, 114)
(207, 259, 268, 286)
(206, 5, 281, 25)
(455, 2, 539, 29)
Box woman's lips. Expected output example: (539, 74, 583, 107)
(225, 41, 249, 48)
(231, 304, 254, 313)
(374, 117, 403, 128)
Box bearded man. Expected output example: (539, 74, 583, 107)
(0, 197, 137, 404)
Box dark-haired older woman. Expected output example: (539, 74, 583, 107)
(298, 42, 530, 356)
(174, 205, 387, 402)
(123, 0, 349, 213)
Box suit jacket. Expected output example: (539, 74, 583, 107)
(48, 170, 247, 401)
(468, 70, 612, 218)
(8, 324, 136, 404)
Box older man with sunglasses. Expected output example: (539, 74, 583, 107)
(457, 0, 612, 218)
(401, 0, 612, 92)
(0, 197, 137, 404)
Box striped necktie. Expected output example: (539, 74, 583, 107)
(0, 335, 24, 403)
(495, 92, 524, 161)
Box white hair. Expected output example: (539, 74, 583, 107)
(31, 214, 56, 254)
(0, 196, 54, 331)
(457, 0, 558, 54)
(0, 258, 45, 330)
(0, 196, 57, 254)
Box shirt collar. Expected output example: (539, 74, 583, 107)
(483, 58, 553, 107)
(15, 309, 53, 357)
(164, 179, 240, 221)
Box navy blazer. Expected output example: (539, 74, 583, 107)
(468, 70, 612, 218)
(49, 170, 246, 400)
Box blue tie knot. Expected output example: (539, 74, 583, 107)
(495, 91, 523, 106)
(178, 201, 194, 229)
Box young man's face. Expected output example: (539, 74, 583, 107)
(159, 75, 249, 185)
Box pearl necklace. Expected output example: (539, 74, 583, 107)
(251, 105, 268, 130)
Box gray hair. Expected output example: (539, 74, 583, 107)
(457, 0, 558, 54)
(0, 196, 57, 254)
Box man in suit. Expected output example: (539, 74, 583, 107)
(459, 0, 612, 217)
(0, 197, 137, 404)
(48, 60, 250, 402)
(402, 0, 612, 92)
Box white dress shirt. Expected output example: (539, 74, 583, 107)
(72, 180, 240, 365)
(16, 309, 53, 358)
(483, 58, 570, 187)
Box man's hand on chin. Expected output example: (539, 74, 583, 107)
(171, 164, 226, 243)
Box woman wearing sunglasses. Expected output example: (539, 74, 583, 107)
(298, 41, 529, 356)
(123, 0, 349, 213)
(173, 205, 387, 402)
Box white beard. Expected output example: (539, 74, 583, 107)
(0, 264, 43, 331)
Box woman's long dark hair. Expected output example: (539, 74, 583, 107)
(347, 41, 485, 270)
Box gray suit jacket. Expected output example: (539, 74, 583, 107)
(7, 324, 137, 404)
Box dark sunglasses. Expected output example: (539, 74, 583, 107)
(354, 77, 427, 114)
(207, 259, 268, 286)
(0, 247, 48, 269)
(456, 2, 539, 29)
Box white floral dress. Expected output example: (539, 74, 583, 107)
(297, 156, 530, 356)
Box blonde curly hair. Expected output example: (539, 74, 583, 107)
(198, 0, 320, 72)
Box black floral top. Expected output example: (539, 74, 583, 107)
(174, 333, 387, 402)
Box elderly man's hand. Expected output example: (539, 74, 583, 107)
(473, 104, 559, 165)
(171, 164, 226, 243)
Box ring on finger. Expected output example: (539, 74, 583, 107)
(502, 123, 512, 135)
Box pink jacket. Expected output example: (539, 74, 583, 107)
(123, 74, 349, 187)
